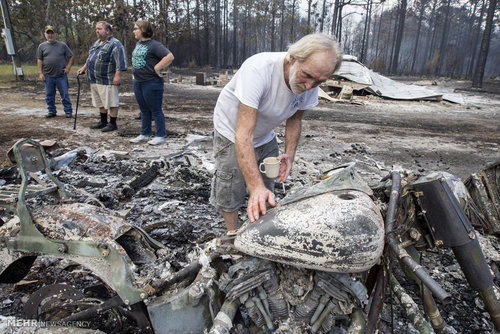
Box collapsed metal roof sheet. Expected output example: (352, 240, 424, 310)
(365, 70, 442, 100)
(333, 56, 463, 104)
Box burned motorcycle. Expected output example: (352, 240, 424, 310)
(0, 139, 499, 333)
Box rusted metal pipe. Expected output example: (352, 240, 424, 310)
(390, 273, 434, 334)
(209, 298, 241, 334)
(385, 171, 451, 304)
(310, 300, 337, 333)
(152, 253, 219, 294)
(404, 246, 450, 333)
(309, 295, 329, 326)
(365, 265, 387, 334)
(421, 284, 447, 332)
(253, 296, 274, 332)
(479, 285, 500, 332)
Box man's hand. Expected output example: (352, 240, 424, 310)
(113, 70, 122, 86)
(277, 153, 293, 182)
(63, 67, 70, 74)
(247, 185, 276, 222)
(38, 73, 44, 81)
(76, 67, 85, 75)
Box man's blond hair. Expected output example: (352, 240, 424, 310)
(286, 33, 342, 73)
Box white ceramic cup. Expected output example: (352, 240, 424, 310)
(259, 157, 281, 179)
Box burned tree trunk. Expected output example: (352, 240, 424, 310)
(436, 0, 452, 75)
(410, 0, 427, 74)
(468, 0, 486, 78)
(390, 0, 407, 74)
(472, 0, 497, 88)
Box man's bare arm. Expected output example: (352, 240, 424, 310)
(65, 55, 74, 74)
(37, 59, 44, 81)
(235, 103, 276, 222)
(278, 109, 304, 182)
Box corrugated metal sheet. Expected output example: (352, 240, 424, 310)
(333, 56, 463, 104)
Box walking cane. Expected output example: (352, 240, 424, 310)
(73, 72, 81, 130)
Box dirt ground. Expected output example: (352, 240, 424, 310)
(0, 72, 499, 333)
(0, 73, 499, 181)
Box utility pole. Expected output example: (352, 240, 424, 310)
(0, 0, 24, 79)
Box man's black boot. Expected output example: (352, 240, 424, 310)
(102, 116, 118, 132)
(90, 113, 108, 129)
(101, 123, 117, 132)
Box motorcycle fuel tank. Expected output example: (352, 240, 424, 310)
(234, 190, 385, 273)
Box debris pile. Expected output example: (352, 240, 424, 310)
(0, 141, 499, 333)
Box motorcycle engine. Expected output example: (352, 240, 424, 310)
(218, 256, 367, 333)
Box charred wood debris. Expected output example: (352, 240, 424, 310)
(0, 139, 499, 334)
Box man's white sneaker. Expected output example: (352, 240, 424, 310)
(148, 136, 165, 145)
(130, 135, 149, 143)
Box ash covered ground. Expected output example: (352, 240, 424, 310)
(0, 73, 499, 333)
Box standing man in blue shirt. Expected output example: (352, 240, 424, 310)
(36, 25, 74, 118)
(77, 21, 127, 132)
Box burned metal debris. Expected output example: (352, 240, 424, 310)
(465, 161, 500, 235)
(0, 138, 500, 334)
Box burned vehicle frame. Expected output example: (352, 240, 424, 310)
(0, 138, 499, 333)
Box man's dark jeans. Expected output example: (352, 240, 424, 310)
(45, 74, 72, 115)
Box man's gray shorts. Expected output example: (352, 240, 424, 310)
(210, 130, 279, 212)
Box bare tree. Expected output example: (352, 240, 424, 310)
(410, 0, 428, 73)
(360, 0, 373, 63)
(307, 0, 313, 26)
(425, 0, 438, 61)
(390, 0, 406, 74)
(45, 0, 51, 24)
(203, 0, 210, 65)
(271, 0, 278, 51)
(280, 0, 286, 50)
(468, 0, 486, 77)
(215, 0, 221, 69)
(472, 0, 497, 87)
(196, 0, 202, 65)
(232, 0, 238, 66)
(290, 0, 297, 41)
(436, 0, 452, 75)
(223, 0, 229, 66)
(320, 0, 327, 32)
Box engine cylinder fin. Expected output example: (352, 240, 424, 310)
(261, 265, 288, 320)
(317, 277, 350, 302)
(311, 300, 339, 333)
(295, 285, 323, 322)
(257, 286, 272, 321)
(320, 313, 335, 333)
(309, 295, 330, 326)
(244, 297, 266, 329)
(253, 296, 274, 331)
(226, 270, 270, 301)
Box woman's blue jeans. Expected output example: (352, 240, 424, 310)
(133, 77, 166, 137)
(45, 74, 72, 115)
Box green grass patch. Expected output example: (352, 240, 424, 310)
(0, 64, 39, 81)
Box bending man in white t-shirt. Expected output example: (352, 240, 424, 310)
(210, 33, 342, 231)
